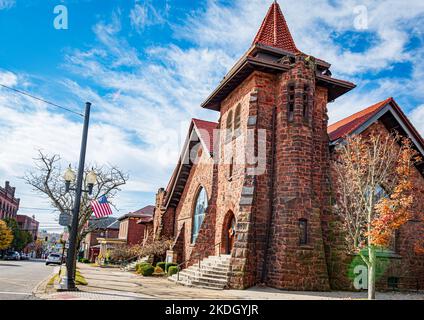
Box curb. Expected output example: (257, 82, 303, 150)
(32, 266, 61, 298)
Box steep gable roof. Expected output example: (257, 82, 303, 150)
(252, 1, 299, 53)
(192, 118, 218, 154)
(163, 118, 218, 209)
(328, 98, 392, 142)
(328, 98, 424, 176)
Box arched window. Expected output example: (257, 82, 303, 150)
(234, 104, 241, 136)
(192, 187, 208, 243)
(226, 110, 233, 141)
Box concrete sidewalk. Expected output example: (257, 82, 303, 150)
(34, 263, 424, 300)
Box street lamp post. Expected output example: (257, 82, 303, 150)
(60, 102, 96, 291)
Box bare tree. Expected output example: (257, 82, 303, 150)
(332, 130, 419, 300)
(24, 151, 128, 247)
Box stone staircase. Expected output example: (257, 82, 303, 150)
(168, 255, 231, 290)
(122, 256, 149, 272)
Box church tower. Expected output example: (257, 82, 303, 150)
(201, 1, 355, 290)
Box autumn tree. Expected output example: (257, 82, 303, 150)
(24, 151, 128, 253)
(0, 220, 13, 251)
(332, 130, 420, 300)
(3, 218, 33, 251)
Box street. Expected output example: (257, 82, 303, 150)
(0, 260, 55, 300)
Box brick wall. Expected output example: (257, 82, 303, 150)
(327, 120, 424, 291)
(263, 55, 330, 291)
(173, 147, 216, 264)
(124, 218, 146, 246)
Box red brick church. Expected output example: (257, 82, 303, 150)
(150, 1, 424, 291)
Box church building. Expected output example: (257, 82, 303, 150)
(150, 1, 424, 291)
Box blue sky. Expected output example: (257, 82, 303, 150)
(0, 0, 423, 232)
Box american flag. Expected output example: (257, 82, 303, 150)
(91, 195, 113, 218)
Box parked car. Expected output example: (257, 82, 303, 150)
(19, 253, 30, 260)
(4, 251, 20, 260)
(45, 253, 63, 265)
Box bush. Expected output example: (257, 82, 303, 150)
(153, 266, 165, 276)
(165, 263, 178, 272)
(135, 262, 151, 273)
(138, 263, 154, 276)
(79, 258, 90, 264)
(156, 262, 166, 270)
(167, 266, 179, 277)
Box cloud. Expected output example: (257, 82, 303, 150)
(0, 0, 14, 10)
(0, 70, 18, 86)
(92, 10, 142, 67)
(1, 0, 424, 232)
(409, 104, 424, 135)
(129, 0, 169, 33)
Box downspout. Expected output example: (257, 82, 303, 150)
(261, 104, 277, 283)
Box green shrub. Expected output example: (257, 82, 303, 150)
(78, 258, 90, 264)
(165, 263, 178, 272)
(135, 262, 150, 273)
(138, 263, 154, 276)
(167, 266, 179, 277)
(156, 262, 166, 270)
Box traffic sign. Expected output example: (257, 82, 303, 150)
(59, 213, 71, 227)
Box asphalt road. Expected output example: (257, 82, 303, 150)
(0, 260, 55, 300)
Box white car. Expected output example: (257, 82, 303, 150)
(45, 253, 63, 265)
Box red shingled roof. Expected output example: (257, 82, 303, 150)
(252, 1, 299, 53)
(328, 97, 393, 142)
(118, 205, 155, 221)
(193, 118, 218, 154)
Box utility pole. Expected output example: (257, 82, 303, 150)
(60, 102, 91, 291)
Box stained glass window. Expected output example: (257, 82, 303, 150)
(192, 187, 208, 243)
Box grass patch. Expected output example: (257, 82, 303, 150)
(75, 270, 88, 285)
(47, 274, 59, 286)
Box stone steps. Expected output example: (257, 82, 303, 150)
(168, 255, 231, 290)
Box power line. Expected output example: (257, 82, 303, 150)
(0, 83, 84, 117)
(19, 207, 58, 211)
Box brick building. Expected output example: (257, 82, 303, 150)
(117, 205, 155, 245)
(97, 206, 155, 259)
(0, 181, 20, 220)
(151, 1, 424, 291)
(82, 217, 120, 262)
(16, 214, 39, 240)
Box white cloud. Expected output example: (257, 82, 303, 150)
(129, 0, 169, 33)
(92, 10, 142, 67)
(409, 104, 424, 135)
(0, 0, 14, 10)
(1, 0, 424, 232)
(0, 70, 18, 86)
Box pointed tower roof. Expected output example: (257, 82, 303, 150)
(252, 1, 299, 53)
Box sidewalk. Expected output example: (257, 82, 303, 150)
(34, 263, 424, 300)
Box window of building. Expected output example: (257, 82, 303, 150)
(303, 85, 309, 120)
(228, 157, 234, 181)
(192, 187, 208, 243)
(287, 84, 295, 122)
(299, 219, 308, 245)
(234, 104, 241, 136)
(226, 110, 233, 142)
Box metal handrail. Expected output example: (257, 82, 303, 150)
(175, 241, 222, 281)
(119, 255, 143, 269)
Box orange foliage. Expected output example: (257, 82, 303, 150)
(370, 137, 421, 247)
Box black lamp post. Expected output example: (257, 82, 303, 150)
(60, 102, 97, 291)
